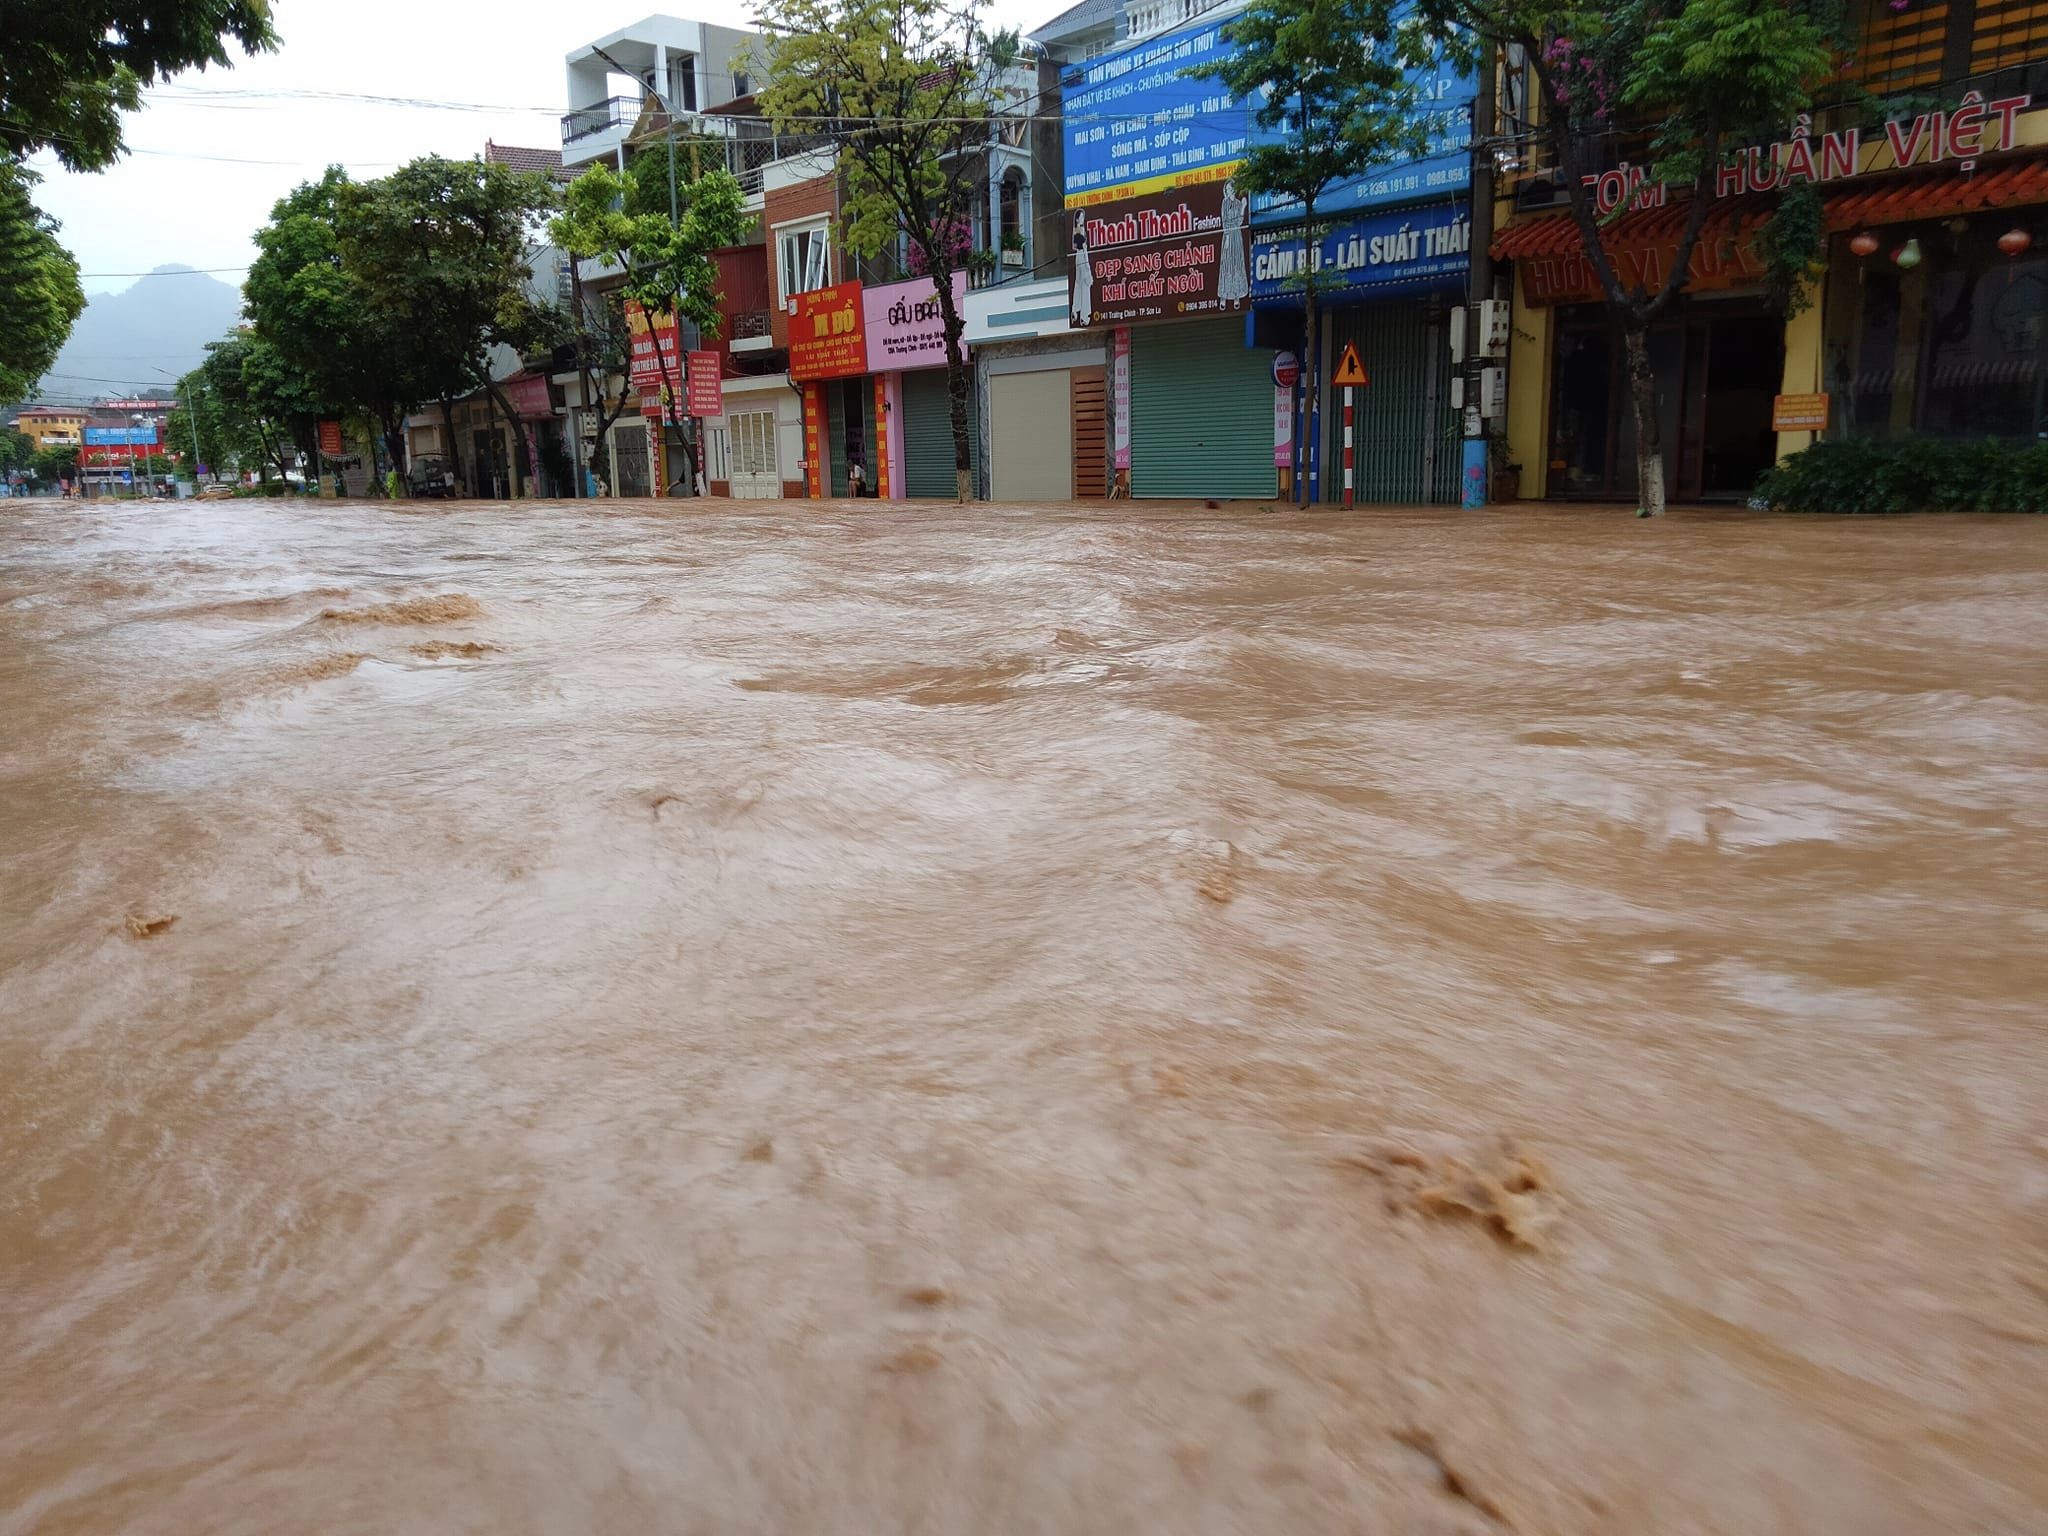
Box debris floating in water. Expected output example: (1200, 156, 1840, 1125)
(321, 594, 482, 625)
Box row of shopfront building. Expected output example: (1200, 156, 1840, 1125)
(425, 0, 2048, 507)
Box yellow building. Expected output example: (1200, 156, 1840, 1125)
(1491, 0, 2048, 502)
(15, 408, 88, 450)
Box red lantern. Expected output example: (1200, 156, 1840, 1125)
(1999, 227, 2033, 256)
(1849, 230, 1880, 257)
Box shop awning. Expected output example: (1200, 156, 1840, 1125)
(1491, 148, 2048, 263)
(1821, 150, 2048, 228)
(1490, 198, 1768, 263)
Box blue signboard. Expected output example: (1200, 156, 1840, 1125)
(84, 425, 158, 446)
(1061, 16, 1250, 206)
(1247, 77, 1472, 225)
(1061, 7, 1475, 219)
(1250, 201, 1471, 303)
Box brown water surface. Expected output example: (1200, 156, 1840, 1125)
(3, 497, 2045, 1534)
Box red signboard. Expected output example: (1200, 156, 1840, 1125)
(686, 350, 723, 417)
(802, 383, 826, 497)
(1070, 178, 1253, 329)
(317, 420, 344, 456)
(788, 282, 868, 381)
(626, 301, 683, 415)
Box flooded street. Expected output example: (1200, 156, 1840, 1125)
(3, 496, 2045, 1535)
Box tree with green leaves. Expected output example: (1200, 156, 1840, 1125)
(30, 442, 80, 490)
(559, 275, 636, 496)
(1400, 0, 1839, 514)
(756, 0, 1018, 501)
(245, 168, 435, 482)
(0, 163, 86, 402)
(2, 3, 276, 399)
(336, 155, 562, 495)
(1, 425, 34, 477)
(1187, 0, 1447, 506)
(550, 148, 750, 494)
(231, 331, 321, 480)
(0, 1, 277, 169)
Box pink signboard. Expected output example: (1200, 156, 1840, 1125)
(862, 274, 966, 372)
(505, 372, 553, 419)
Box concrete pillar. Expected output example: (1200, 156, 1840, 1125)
(1506, 278, 1553, 500)
(1774, 295, 1826, 463)
(879, 371, 905, 495)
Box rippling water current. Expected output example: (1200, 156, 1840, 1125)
(2, 498, 2045, 1534)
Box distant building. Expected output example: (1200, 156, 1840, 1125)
(15, 407, 88, 449)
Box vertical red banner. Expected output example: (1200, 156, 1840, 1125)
(802, 384, 825, 498)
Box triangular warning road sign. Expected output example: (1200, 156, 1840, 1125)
(1331, 343, 1368, 388)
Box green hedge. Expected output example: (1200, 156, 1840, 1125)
(1755, 438, 2048, 514)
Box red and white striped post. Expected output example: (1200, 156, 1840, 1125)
(1342, 386, 1355, 509)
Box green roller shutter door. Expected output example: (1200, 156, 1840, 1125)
(1130, 320, 1274, 499)
(826, 385, 850, 496)
(1325, 300, 1461, 505)
(901, 369, 976, 498)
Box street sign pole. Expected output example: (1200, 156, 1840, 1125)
(1337, 388, 1349, 509)
(1331, 342, 1367, 510)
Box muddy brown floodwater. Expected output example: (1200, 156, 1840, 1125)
(2, 497, 2046, 1535)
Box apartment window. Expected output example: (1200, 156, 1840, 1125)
(778, 223, 831, 303)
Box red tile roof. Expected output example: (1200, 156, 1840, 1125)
(485, 141, 576, 183)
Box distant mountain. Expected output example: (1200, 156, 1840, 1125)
(36, 265, 244, 402)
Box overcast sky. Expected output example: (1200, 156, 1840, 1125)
(28, 0, 1067, 302)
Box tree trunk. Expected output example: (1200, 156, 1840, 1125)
(485, 380, 531, 498)
(1622, 323, 1666, 516)
(933, 280, 973, 503)
(1297, 190, 1321, 510)
(382, 416, 407, 494)
(438, 399, 466, 495)
(1302, 283, 1318, 510)
(650, 317, 696, 496)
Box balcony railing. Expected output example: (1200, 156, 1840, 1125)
(562, 95, 640, 144)
(729, 309, 773, 341)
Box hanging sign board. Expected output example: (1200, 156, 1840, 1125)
(1070, 179, 1253, 329)
(788, 281, 869, 381)
(1772, 392, 1830, 431)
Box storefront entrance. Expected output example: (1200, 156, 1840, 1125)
(825, 377, 877, 497)
(728, 410, 780, 499)
(1550, 304, 1783, 501)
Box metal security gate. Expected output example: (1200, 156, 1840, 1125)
(1324, 299, 1461, 505)
(1129, 320, 1275, 499)
(609, 419, 650, 498)
(988, 370, 1072, 500)
(901, 369, 977, 498)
